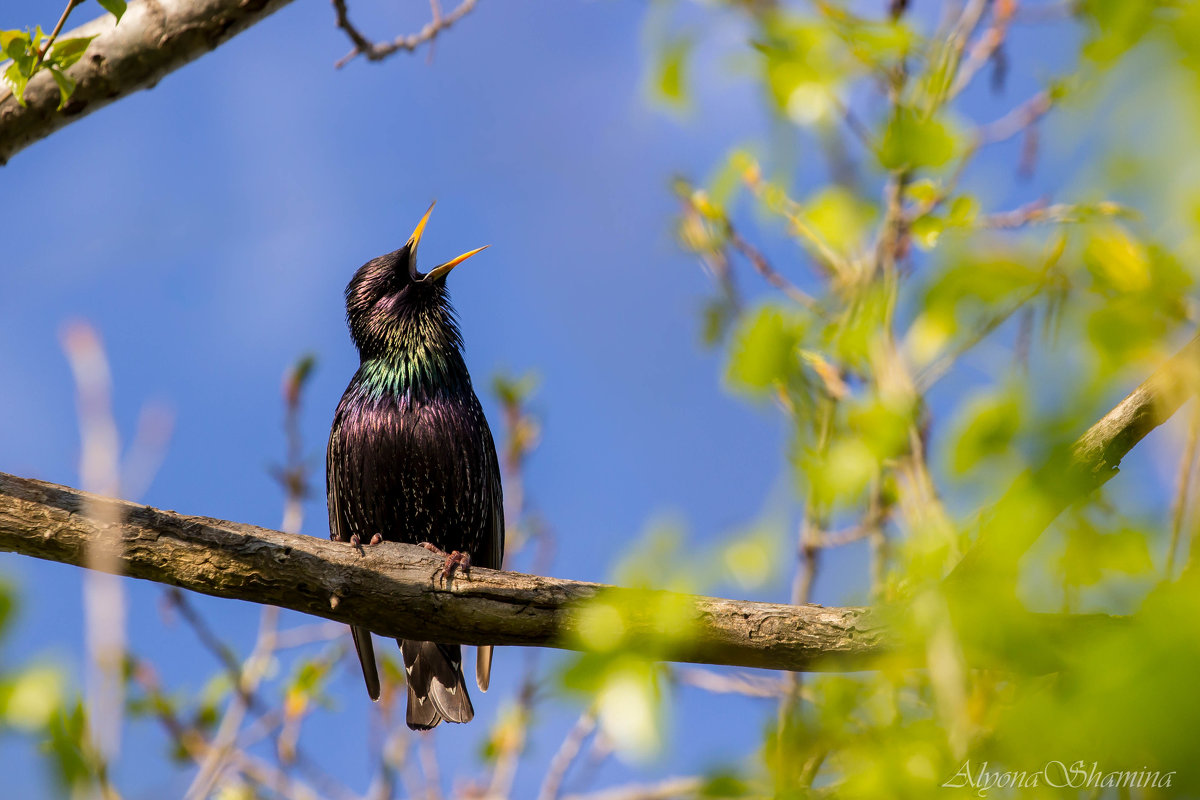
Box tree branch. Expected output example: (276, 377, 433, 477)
(948, 332, 1200, 588)
(0, 0, 296, 165)
(1, 336, 1192, 674)
(332, 0, 478, 68)
(0, 471, 888, 672)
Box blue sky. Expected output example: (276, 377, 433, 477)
(0, 0, 1182, 797)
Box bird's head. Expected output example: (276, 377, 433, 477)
(345, 203, 487, 358)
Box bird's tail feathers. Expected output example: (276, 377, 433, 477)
(351, 625, 381, 702)
(476, 645, 493, 692)
(400, 640, 474, 730)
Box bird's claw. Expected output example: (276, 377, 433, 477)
(347, 533, 383, 554)
(418, 542, 472, 583)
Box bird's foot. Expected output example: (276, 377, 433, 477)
(418, 542, 472, 582)
(348, 533, 384, 553)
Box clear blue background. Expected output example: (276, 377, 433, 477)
(1, 1, 1171, 797)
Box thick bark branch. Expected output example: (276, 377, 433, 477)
(0, 0, 295, 165)
(0, 472, 889, 672)
(0, 337, 1191, 672)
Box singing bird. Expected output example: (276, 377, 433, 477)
(326, 204, 504, 729)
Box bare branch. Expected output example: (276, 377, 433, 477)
(0, 0, 296, 165)
(562, 777, 703, 800)
(949, 331, 1200, 588)
(333, 0, 479, 69)
(537, 710, 597, 800)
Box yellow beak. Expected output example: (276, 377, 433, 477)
(407, 201, 437, 253)
(425, 245, 489, 281)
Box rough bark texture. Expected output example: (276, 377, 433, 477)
(0, 472, 890, 672)
(0, 336, 1190, 672)
(0, 0, 295, 165)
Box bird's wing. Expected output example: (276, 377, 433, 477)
(476, 409, 504, 693)
(328, 415, 382, 700)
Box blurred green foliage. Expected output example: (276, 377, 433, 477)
(6, 0, 1200, 797)
(637, 0, 1200, 796)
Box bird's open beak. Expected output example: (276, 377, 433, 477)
(407, 201, 437, 255)
(425, 245, 489, 281)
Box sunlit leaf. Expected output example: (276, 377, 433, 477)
(48, 35, 96, 70)
(653, 37, 690, 109)
(1083, 222, 1151, 293)
(725, 305, 808, 395)
(2, 61, 29, 105)
(48, 67, 75, 109)
(2, 666, 64, 730)
(878, 109, 962, 171)
(950, 389, 1022, 475)
(97, 0, 128, 21)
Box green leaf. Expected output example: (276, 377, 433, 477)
(45, 699, 93, 791)
(48, 67, 75, 109)
(878, 109, 961, 171)
(3, 30, 36, 78)
(950, 389, 1022, 474)
(1083, 222, 1151, 293)
(2, 61, 29, 105)
(1080, 0, 1156, 63)
(97, 0, 128, 21)
(804, 185, 877, 252)
(1062, 523, 1154, 587)
(947, 194, 978, 226)
(0, 29, 31, 55)
(725, 305, 808, 395)
(910, 214, 944, 250)
(49, 35, 96, 70)
(905, 178, 939, 206)
(653, 37, 690, 109)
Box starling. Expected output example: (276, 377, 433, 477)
(326, 203, 504, 730)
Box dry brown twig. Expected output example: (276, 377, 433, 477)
(333, 0, 479, 68)
(537, 709, 598, 800)
(950, 0, 1016, 98)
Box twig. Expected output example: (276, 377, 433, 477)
(561, 777, 703, 800)
(725, 223, 819, 309)
(183, 356, 319, 800)
(31, 0, 85, 74)
(742, 168, 851, 277)
(976, 199, 1130, 229)
(674, 666, 789, 699)
(62, 322, 126, 770)
(184, 606, 280, 800)
(978, 90, 1053, 144)
(1166, 403, 1200, 578)
(949, 331, 1200, 588)
(676, 185, 820, 309)
(537, 710, 598, 800)
(273, 621, 346, 649)
(915, 288, 1040, 391)
(419, 735, 443, 800)
(333, 0, 479, 68)
(950, 0, 1015, 98)
(131, 658, 327, 800)
(167, 590, 254, 701)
